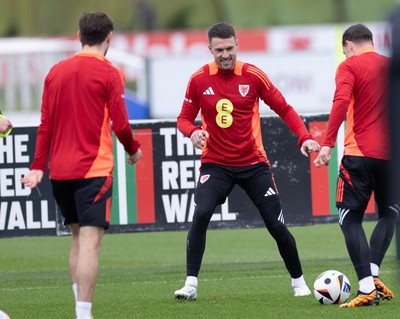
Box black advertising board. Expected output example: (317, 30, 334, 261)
(0, 116, 377, 238)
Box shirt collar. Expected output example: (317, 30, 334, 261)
(356, 46, 376, 56)
(74, 51, 108, 62)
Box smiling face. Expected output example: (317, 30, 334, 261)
(208, 36, 238, 71)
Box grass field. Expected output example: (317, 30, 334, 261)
(0, 222, 398, 319)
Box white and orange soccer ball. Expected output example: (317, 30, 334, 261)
(0, 310, 10, 319)
(313, 270, 351, 305)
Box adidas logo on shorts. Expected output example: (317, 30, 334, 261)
(264, 187, 276, 197)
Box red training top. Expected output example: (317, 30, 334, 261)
(31, 51, 140, 179)
(177, 61, 312, 167)
(323, 48, 390, 160)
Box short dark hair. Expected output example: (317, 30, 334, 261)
(208, 22, 236, 43)
(79, 12, 114, 46)
(342, 24, 373, 46)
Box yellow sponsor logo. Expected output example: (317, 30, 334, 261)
(216, 99, 233, 128)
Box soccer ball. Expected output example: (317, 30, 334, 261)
(313, 270, 351, 305)
(0, 310, 10, 319)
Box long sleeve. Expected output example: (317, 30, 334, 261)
(177, 72, 202, 137)
(108, 68, 140, 155)
(323, 63, 354, 147)
(264, 85, 313, 146)
(323, 99, 348, 147)
(31, 77, 53, 172)
(177, 103, 202, 137)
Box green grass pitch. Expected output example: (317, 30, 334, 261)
(0, 222, 398, 318)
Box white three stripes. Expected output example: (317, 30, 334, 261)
(278, 210, 285, 224)
(338, 208, 350, 225)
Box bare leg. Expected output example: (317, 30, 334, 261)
(69, 223, 80, 285)
(69, 223, 80, 302)
(76, 226, 105, 302)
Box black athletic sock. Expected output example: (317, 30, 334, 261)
(186, 192, 217, 277)
(186, 222, 208, 277)
(257, 200, 303, 278)
(340, 209, 372, 280)
(370, 208, 397, 266)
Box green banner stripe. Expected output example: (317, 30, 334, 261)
(126, 161, 137, 224)
(328, 145, 339, 215)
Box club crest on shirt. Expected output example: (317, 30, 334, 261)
(200, 174, 210, 184)
(239, 84, 250, 97)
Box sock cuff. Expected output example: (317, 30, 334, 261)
(370, 263, 379, 277)
(76, 301, 92, 310)
(291, 275, 306, 287)
(185, 276, 198, 287)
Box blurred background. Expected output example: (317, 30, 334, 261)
(0, 0, 397, 35)
(0, 0, 398, 124)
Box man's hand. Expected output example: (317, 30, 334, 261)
(0, 116, 12, 136)
(300, 139, 321, 157)
(314, 146, 332, 167)
(20, 170, 44, 189)
(127, 148, 143, 165)
(190, 130, 209, 150)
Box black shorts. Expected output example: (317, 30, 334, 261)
(51, 176, 113, 228)
(197, 162, 279, 206)
(336, 155, 391, 212)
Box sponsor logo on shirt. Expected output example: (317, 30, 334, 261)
(239, 84, 249, 97)
(216, 99, 233, 128)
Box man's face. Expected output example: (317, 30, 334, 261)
(208, 36, 238, 70)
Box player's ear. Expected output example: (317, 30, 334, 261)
(346, 40, 355, 51)
(106, 31, 113, 44)
(77, 31, 82, 42)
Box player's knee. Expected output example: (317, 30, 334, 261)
(257, 199, 281, 220)
(193, 188, 221, 225)
(192, 201, 215, 226)
(269, 222, 290, 242)
(379, 203, 399, 219)
(257, 199, 287, 236)
(338, 208, 363, 232)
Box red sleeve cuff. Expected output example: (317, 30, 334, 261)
(298, 134, 313, 146)
(188, 126, 202, 137)
(125, 140, 141, 155)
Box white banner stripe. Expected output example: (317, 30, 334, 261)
(337, 122, 345, 167)
(116, 142, 128, 224)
